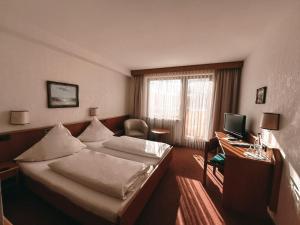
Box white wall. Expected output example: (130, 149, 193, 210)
(0, 29, 130, 133)
(239, 6, 300, 225)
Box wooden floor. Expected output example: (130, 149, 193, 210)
(3, 147, 274, 225)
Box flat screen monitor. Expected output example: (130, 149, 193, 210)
(224, 113, 246, 139)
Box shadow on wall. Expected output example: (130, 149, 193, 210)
(0, 111, 11, 131)
(262, 130, 300, 225)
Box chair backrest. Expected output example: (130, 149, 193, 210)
(124, 119, 148, 132)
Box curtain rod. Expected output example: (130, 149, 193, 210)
(131, 61, 243, 76)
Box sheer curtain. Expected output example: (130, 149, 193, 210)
(144, 70, 214, 147)
(145, 76, 184, 144)
(183, 75, 214, 148)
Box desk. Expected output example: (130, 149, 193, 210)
(215, 132, 275, 217)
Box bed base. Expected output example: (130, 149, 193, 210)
(22, 148, 173, 225)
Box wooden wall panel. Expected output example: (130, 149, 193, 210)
(0, 115, 129, 162)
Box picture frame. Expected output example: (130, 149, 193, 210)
(47, 81, 79, 108)
(255, 86, 267, 104)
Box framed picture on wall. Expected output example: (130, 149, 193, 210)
(47, 81, 79, 108)
(255, 86, 267, 104)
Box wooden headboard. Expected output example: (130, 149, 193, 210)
(0, 115, 129, 162)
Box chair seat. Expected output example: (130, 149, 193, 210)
(209, 153, 225, 166)
(124, 119, 149, 139)
(126, 130, 145, 137)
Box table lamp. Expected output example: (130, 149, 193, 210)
(260, 113, 280, 130)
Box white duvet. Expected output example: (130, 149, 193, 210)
(48, 150, 150, 200)
(103, 136, 171, 159)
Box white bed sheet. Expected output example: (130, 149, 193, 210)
(18, 151, 151, 223)
(84, 140, 171, 166)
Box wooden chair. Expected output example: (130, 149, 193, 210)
(203, 137, 224, 186)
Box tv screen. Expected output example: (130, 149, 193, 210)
(224, 113, 246, 139)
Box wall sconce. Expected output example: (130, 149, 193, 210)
(89, 107, 99, 117)
(10, 111, 30, 125)
(260, 112, 280, 130)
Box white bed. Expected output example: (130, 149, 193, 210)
(83, 139, 171, 166)
(18, 150, 154, 223)
(14, 120, 173, 225)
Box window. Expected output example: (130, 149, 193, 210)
(147, 79, 182, 120)
(185, 77, 214, 140)
(146, 74, 214, 145)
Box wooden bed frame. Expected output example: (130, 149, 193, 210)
(22, 148, 172, 225)
(0, 115, 173, 225)
(0, 115, 129, 162)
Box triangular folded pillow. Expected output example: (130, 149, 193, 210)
(78, 117, 114, 142)
(15, 123, 86, 162)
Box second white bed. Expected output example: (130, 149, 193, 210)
(84, 139, 171, 166)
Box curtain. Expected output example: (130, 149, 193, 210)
(210, 68, 241, 135)
(131, 68, 241, 149)
(145, 70, 214, 147)
(183, 75, 214, 149)
(145, 76, 184, 144)
(131, 75, 144, 118)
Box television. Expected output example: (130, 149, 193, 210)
(223, 113, 246, 139)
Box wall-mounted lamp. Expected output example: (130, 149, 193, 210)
(89, 107, 99, 117)
(10, 110, 30, 125)
(260, 112, 280, 130)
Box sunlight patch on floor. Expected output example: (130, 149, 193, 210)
(193, 154, 223, 193)
(175, 176, 225, 225)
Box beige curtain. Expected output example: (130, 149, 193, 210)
(210, 68, 241, 135)
(130, 68, 241, 148)
(182, 75, 214, 149)
(131, 75, 144, 118)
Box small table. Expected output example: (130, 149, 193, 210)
(151, 128, 170, 142)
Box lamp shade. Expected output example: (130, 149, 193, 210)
(260, 113, 280, 130)
(10, 111, 30, 125)
(89, 107, 99, 117)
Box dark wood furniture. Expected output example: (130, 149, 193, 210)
(151, 128, 170, 142)
(0, 115, 129, 162)
(131, 61, 243, 76)
(203, 137, 223, 186)
(204, 132, 283, 217)
(0, 115, 172, 225)
(0, 162, 19, 187)
(22, 148, 172, 225)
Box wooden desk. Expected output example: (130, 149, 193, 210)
(215, 132, 276, 217)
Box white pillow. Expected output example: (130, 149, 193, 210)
(15, 123, 86, 162)
(78, 117, 114, 142)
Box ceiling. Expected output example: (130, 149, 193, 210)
(0, 0, 297, 74)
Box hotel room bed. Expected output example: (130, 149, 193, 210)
(10, 117, 173, 225)
(19, 144, 173, 225)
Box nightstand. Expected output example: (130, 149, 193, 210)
(0, 162, 19, 188)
